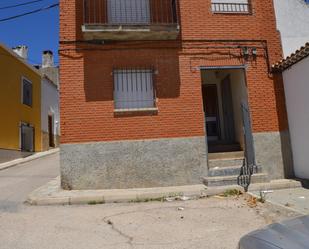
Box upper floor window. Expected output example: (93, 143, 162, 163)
(211, 0, 251, 14)
(113, 69, 156, 110)
(22, 77, 32, 107)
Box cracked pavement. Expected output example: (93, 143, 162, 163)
(0, 153, 298, 249)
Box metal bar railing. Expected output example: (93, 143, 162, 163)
(84, 0, 178, 25)
(211, 2, 251, 14)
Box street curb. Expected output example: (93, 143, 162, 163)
(26, 178, 303, 206)
(0, 148, 59, 171)
(26, 177, 209, 205)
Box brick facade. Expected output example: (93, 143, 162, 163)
(60, 0, 287, 144)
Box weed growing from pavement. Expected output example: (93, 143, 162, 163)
(258, 191, 267, 203)
(88, 200, 105, 205)
(221, 189, 243, 197)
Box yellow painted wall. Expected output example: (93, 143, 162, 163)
(0, 45, 42, 151)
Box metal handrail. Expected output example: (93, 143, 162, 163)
(83, 0, 178, 26)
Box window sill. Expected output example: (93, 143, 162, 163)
(114, 107, 158, 113)
(212, 11, 252, 15)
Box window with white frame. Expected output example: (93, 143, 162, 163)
(113, 69, 155, 110)
(211, 0, 250, 13)
(22, 77, 32, 107)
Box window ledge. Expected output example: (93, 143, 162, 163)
(212, 11, 251, 15)
(114, 107, 158, 113)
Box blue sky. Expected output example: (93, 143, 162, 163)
(0, 0, 59, 65)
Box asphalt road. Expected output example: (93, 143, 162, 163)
(0, 153, 59, 212)
(0, 153, 296, 249)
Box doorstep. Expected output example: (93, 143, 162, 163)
(26, 177, 303, 206)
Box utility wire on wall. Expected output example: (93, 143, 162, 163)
(0, 0, 44, 10)
(0, 3, 59, 23)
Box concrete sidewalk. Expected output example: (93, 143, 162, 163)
(0, 148, 59, 171)
(27, 177, 302, 206)
(0, 149, 33, 163)
(251, 187, 309, 215)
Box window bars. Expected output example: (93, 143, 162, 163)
(83, 0, 178, 25)
(113, 68, 156, 110)
(211, 0, 251, 14)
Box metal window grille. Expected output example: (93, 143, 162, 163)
(108, 0, 150, 24)
(83, 0, 178, 25)
(211, 0, 251, 13)
(22, 78, 32, 107)
(113, 69, 156, 110)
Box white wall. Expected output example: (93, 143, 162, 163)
(274, 0, 309, 57)
(41, 78, 60, 136)
(283, 56, 309, 179)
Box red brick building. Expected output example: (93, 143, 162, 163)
(60, 0, 292, 190)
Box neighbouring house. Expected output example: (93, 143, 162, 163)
(60, 0, 291, 190)
(0, 44, 42, 152)
(274, 0, 309, 57)
(273, 43, 309, 180)
(0, 44, 60, 154)
(36, 51, 60, 151)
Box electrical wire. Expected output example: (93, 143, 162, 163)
(0, 3, 59, 23)
(0, 0, 44, 10)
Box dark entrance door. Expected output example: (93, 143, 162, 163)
(221, 76, 235, 142)
(202, 84, 220, 141)
(21, 124, 34, 152)
(48, 115, 55, 148)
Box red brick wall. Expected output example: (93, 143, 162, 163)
(60, 0, 287, 144)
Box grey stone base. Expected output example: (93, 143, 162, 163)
(253, 131, 294, 180)
(42, 132, 60, 151)
(60, 136, 208, 190)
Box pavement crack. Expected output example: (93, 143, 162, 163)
(103, 217, 134, 247)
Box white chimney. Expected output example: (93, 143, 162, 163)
(12, 45, 28, 60)
(42, 50, 54, 68)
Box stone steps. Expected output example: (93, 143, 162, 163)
(208, 165, 263, 177)
(208, 151, 244, 160)
(208, 157, 244, 169)
(206, 150, 269, 187)
(203, 173, 269, 187)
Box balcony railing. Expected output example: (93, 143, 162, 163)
(83, 0, 178, 26)
(211, 2, 251, 14)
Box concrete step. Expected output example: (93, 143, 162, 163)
(208, 151, 244, 160)
(208, 158, 244, 169)
(203, 173, 269, 187)
(208, 165, 263, 177)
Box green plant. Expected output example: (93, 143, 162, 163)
(222, 189, 242, 197)
(88, 200, 105, 205)
(257, 191, 266, 203)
